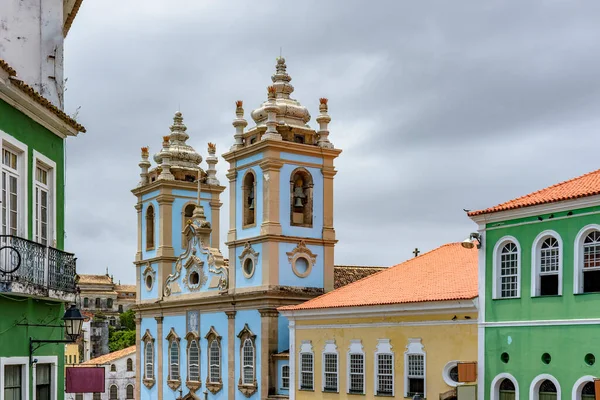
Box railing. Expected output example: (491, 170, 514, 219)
(0, 235, 77, 294)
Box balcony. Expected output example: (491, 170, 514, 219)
(0, 235, 77, 300)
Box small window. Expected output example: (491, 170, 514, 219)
(4, 364, 22, 399)
(83, 297, 89, 308)
(127, 358, 133, 372)
(146, 204, 155, 250)
(582, 381, 595, 399)
(500, 242, 519, 298)
(118, 304, 124, 313)
(126, 384, 134, 399)
(76, 394, 83, 400)
(144, 338, 154, 380)
(407, 354, 424, 396)
(95, 298, 101, 308)
(499, 378, 516, 399)
(109, 384, 118, 399)
(36, 363, 52, 400)
(242, 172, 256, 227)
(538, 379, 557, 399)
(1, 147, 22, 236)
(93, 393, 101, 400)
(107, 298, 113, 309)
(182, 203, 196, 247)
(300, 352, 314, 390)
(281, 365, 290, 389)
(34, 164, 52, 246)
(110, 364, 116, 372)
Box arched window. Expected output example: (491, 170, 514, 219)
(126, 384, 134, 399)
(168, 333, 180, 382)
(242, 171, 256, 227)
(532, 231, 562, 297)
(538, 379, 557, 399)
(146, 204, 155, 250)
(110, 364, 116, 372)
(582, 230, 600, 293)
(182, 203, 196, 247)
(142, 329, 155, 387)
(188, 339, 200, 382)
(109, 385, 118, 399)
(126, 358, 133, 372)
(494, 238, 521, 299)
(499, 378, 516, 399)
(243, 339, 255, 384)
(581, 381, 595, 399)
(83, 297, 89, 308)
(530, 374, 560, 400)
(209, 339, 221, 383)
(237, 324, 257, 396)
(290, 168, 313, 227)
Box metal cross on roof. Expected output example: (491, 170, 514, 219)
(413, 248, 420, 257)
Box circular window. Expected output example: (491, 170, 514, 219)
(449, 366, 459, 382)
(541, 353, 551, 364)
(190, 271, 199, 285)
(145, 274, 153, 290)
(295, 257, 309, 275)
(442, 361, 461, 387)
(501, 352, 510, 364)
(243, 258, 255, 278)
(585, 353, 596, 365)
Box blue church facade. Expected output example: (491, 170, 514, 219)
(132, 58, 340, 400)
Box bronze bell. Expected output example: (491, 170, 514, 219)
(294, 197, 304, 208)
(249, 199, 255, 210)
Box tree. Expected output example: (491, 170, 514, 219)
(119, 309, 136, 331)
(108, 329, 135, 352)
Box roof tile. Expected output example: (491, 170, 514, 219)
(81, 345, 136, 365)
(469, 168, 600, 216)
(279, 243, 477, 311)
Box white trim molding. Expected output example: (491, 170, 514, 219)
(0, 356, 31, 400)
(490, 372, 519, 400)
(442, 360, 463, 388)
(529, 373, 561, 400)
(572, 375, 596, 399)
(573, 224, 600, 294)
(0, 130, 29, 239)
(492, 235, 521, 299)
(322, 340, 339, 393)
(404, 338, 426, 398)
(482, 317, 600, 327)
(298, 340, 314, 391)
(296, 319, 476, 330)
(531, 230, 563, 297)
(374, 339, 394, 396)
(32, 150, 57, 247)
(31, 356, 58, 400)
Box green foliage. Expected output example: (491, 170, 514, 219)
(108, 329, 135, 352)
(119, 309, 136, 331)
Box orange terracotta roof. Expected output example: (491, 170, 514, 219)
(115, 285, 136, 293)
(279, 243, 477, 311)
(0, 59, 16, 77)
(469, 168, 600, 217)
(77, 274, 113, 285)
(81, 345, 136, 365)
(8, 76, 86, 133)
(333, 265, 387, 289)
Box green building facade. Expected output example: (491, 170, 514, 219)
(0, 60, 85, 399)
(469, 172, 600, 400)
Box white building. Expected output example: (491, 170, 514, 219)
(67, 345, 136, 400)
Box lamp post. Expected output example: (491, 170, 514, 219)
(29, 304, 85, 364)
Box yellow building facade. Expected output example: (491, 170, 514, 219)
(65, 343, 79, 368)
(280, 243, 479, 400)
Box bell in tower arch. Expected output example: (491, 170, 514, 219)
(293, 178, 306, 208)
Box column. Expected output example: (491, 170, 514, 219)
(289, 320, 296, 400)
(155, 316, 164, 400)
(135, 317, 142, 400)
(226, 311, 236, 400)
(259, 309, 280, 398)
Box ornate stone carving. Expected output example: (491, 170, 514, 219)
(286, 240, 318, 278)
(239, 242, 259, 279)
(183, 255, 208, 292)
(142, 264, 155, 292)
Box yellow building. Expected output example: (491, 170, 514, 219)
(65, 343, 79, 368)
(279, 243, 478, 400)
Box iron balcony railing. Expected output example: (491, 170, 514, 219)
(0, 235, 77, 293)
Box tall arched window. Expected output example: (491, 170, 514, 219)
(126, 358, 133, 372)
(166, 328, 181, 385)
(583, 230, 600, 293)
(532, 231, 562, 297)
(242, 171, 256, 227)
(142, 329, 155, 388)
(582, 381, 595, 399)
(109, 385, 118, 399)
(110, 364, 116, 372)
(499, 378, 516, 399)
(126, 384, 134, 399)
(243, 339, 255, 384)
(146, 204, 155, 250)
(205, 326, 223, 394)
(290, 168, 313, 227)
(188, 339, 200, 383)
(237, 323, 257, 396)
(538, 380, 557, 399)
(494, 238, 520, 299)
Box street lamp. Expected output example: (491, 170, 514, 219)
(29, 304, 85, 364)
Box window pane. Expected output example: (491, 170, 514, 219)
(242, 339, 254, 384)
(300, 353, 313, 390)
(349, 353, 364, 393)
(209, 340, 220, 382)
(500, 243, 519, 298)
(282, 365, 290, 389)
(324, 353, 337, 391)
(377, 354, 393, 395)
(4, 365, 22, 400)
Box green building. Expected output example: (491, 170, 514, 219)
(0, 3, 85, 397)
(468, 170, 600, 400)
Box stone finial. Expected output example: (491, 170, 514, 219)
(154, 112, 202, 172)
(206, 143, 220, 185)
(139, 146, 151, 186)
(316, 97, 334, 149)
(271, 57, 294, 99)
(262, 86, 282, 141)
(158, 136, 175, 180)
(232, 100, 247, 150)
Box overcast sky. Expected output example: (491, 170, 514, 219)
(64, 1, 600, 284)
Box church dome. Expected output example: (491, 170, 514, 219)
(154, 112, 203, 170)
(250, 58, 311, 128)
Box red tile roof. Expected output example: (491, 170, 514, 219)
(81, 345, 136, 365)
(279, 243, 478, 311)
(468, 168, 600, 216)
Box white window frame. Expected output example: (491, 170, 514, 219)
(490, 372, 520, 400)
(404, 338, 426, 398)
(347, 339, 365, 395)
(442, 360, 463, 388)
(529, 373, 561, 400)
(322, 340, 339, 393)
(0, 131, 28, 238)
(0, 356, 31, 400)
(208, 339, 221, 384)
(281, 364, 290, 390)
(32, 151, 56, 247)
(187, 339, 200, 382)
(169, 339, 180, 381)
(375, 339, 394, 396)
(574, 224, 600, 294)
(298, 340, 314, 391)
(492, 236, 521, 299)
(242, 338, 255, 385)
(144, 340, 154, 380)
(531, 230, 563, 297)
(572, 375, 596, 399)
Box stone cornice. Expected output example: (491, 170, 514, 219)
(132, 179, 226, 197)
(259, 159, 284, 171)
(258, 309, 279, 318)
(225, 311, 237, 319)
(225, 234, 337, 248)
(222, 138, 342, 163)
(156, 194, 175, 205)
(134, 203, 143, 211)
